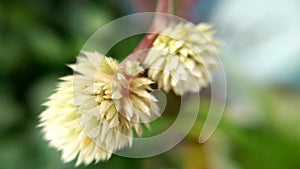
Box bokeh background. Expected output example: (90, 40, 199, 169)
(0, 0, 299, 169)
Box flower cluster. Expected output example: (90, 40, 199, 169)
(143, 23, 219, 95)
(39, 52, 158, 166)
(39, 22, 219, 166)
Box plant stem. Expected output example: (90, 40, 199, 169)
(121, 0, 173, 67)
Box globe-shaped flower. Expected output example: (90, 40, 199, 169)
(39, 52, 159, 166)
(143, 23, 220, 95)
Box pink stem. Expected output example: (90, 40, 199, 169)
(121, 0, 173, 67)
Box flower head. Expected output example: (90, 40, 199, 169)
(143, 23, 220, 95)
(39, 52, 158, 166)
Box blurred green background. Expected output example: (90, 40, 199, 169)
(0, 0, 299, 169)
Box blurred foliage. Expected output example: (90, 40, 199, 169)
(219, 89, 300, 169)
(0, 0, 300, 169)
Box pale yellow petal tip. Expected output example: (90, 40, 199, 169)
(196, 23, 213, 31)
(125, 61, 144, 76)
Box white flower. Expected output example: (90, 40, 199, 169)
(39, 51, 159, 166)
(143, 23, 220, 95)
